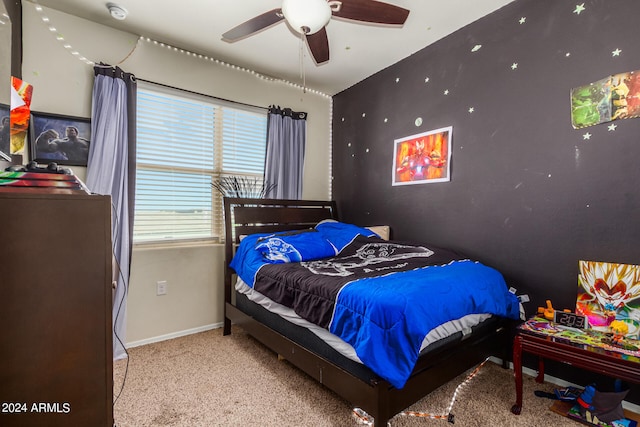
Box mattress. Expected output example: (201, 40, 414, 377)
(236, 278, 492, 364)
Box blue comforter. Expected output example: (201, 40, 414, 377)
(230, 221, 520, 389)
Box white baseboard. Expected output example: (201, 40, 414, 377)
(126, 322, 223, 349)
(489, 357, 640, 414)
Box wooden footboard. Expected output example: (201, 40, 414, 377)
(226, 300, 510, 425)
(222, 197, 512, 426)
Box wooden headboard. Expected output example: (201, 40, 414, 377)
(223, 197, 338, 245)
(222, 197, 338, 305)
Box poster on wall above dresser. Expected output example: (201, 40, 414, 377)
(9, 76, 33, 157)
(29, 111, 91, 166)
(0, 103, 9, 161)
(392, 126, 452, 186)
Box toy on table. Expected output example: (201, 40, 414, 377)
(609, 320, 629, 345)
(599, 320, 640, 352)
(537, 300, 571, 321)
(610, 320, 628, 337)
(538, 300, 556, 320)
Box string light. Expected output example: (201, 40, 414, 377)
(328, 97, 333, 200)
(30, 0, 331, 98)
(31, 0, 94, 65)
(353, 358, 491, 426)
(352, 407, 375, 426)
(140, 37, 330, 97)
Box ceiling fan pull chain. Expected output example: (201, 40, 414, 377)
(299, 31, 307, 93)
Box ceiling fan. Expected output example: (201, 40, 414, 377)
(222, 0, 410, 65)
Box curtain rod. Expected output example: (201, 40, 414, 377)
(136, 78, 268, 112)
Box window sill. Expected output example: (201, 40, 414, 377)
(133, 238, 223, 251)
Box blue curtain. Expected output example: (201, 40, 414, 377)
(264, 106, 306, 199)
(86, 64, 137, 360)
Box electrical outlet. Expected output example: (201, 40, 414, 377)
(156, 280, 168, 296)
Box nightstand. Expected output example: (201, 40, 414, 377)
(511, 317, 640, 415)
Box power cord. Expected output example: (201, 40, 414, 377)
(110, 202, 131, 409)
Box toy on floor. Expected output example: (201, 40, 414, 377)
(555, 387, 583, 401)
(534, 387, 583, 402)
(576, 381, 629, 424)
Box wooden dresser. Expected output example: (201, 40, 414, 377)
(0, 191, 114, 427)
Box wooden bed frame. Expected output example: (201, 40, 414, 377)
(223, 197, 512, 426)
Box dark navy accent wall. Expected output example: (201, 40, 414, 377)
(332, 0, 640, 393)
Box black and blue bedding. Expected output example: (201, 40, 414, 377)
(230, 221, 520, 389)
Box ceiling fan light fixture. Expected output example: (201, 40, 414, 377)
(282, 0, 331, 35)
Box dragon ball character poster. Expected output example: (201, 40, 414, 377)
(576, 260, 640, 338)
(392, 126, 452, 186)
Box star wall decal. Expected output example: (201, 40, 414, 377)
(468, 107, 475, 113)
(444, 89, 449, 95)
(608, 123, 617, 131)
(519, 17, 526, 24)
(574, 3, 586, 14)
(471, 45, 482, 52)
(425, 77, 430, 83)
(612, 48, 622, 57)
(511, 63, 518, 70)
(582, 132, 592, 140)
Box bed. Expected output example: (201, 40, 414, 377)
(222, 197, 520, 426)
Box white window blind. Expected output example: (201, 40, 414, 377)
(134, 81, 267, 243)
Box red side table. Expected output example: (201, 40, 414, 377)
(511, 317, 640, 415)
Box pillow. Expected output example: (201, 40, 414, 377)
(254, 229, 337, 263)
(315, 221, 379, 252)
(366, 225, 390, 241)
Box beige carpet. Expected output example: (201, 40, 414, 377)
(113, 326, 582, 427)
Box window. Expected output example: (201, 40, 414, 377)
(134, 82, 267, 243)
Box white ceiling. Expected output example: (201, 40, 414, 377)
(31, 0, 514, 95)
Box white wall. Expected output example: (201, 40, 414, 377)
(22, 3, 332, 345)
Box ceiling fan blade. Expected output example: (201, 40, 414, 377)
(332, 0, 409, 25)
(305, 27, 330, 65)
(222, 9, 285, 41)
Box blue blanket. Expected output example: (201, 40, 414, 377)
(230, 222, 520, 389)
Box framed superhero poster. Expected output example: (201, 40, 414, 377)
(29, 111, 91, 166)
(392, 126, 452, 186)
